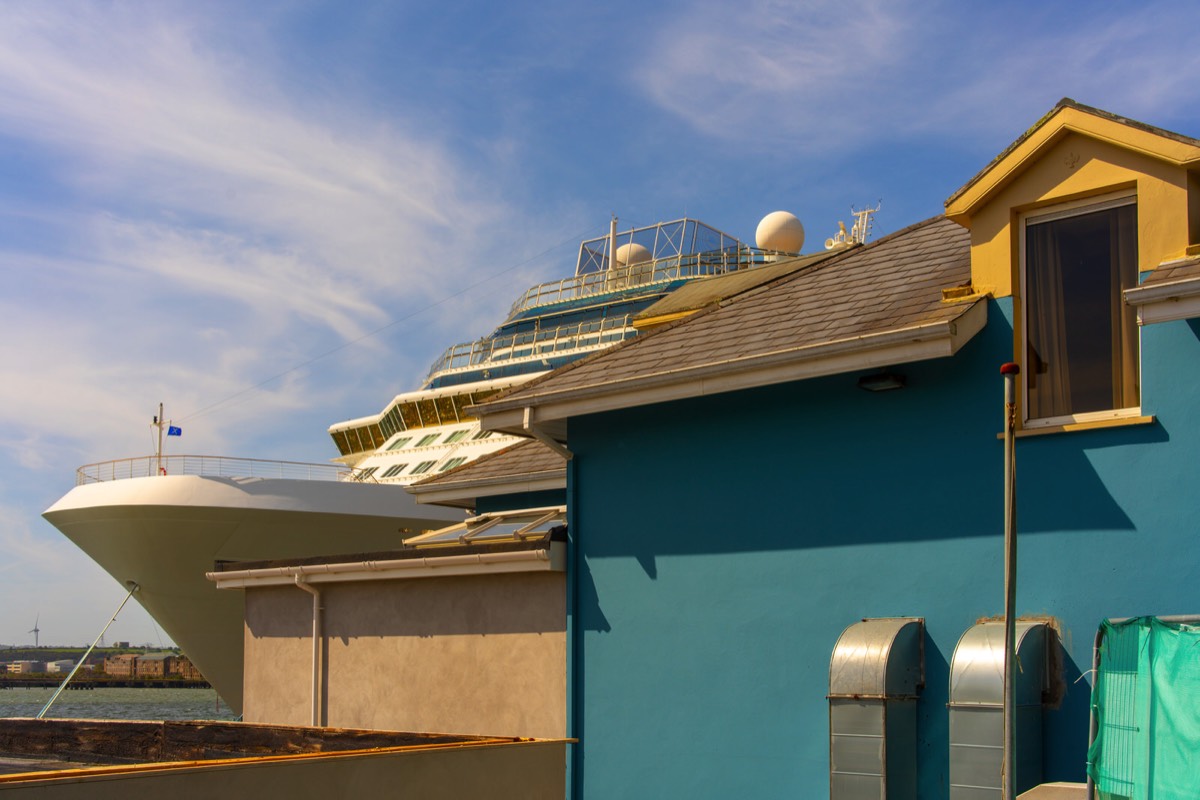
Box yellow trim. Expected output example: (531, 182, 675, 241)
(947, 105, 1200, 221)
(0, 737, 548, 784)
(631, 310, 697, 330)
(996, 415, 1155, 440)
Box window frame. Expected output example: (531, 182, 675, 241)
(1018, 191, 1142, 429)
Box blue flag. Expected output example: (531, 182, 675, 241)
(167, 426, 182, 436)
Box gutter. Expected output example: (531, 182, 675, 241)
(1124, 275, 1200, 325)
(205, 543, 565, 589)
(480, 301, 986, 431)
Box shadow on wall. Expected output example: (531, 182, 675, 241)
(245, 572, 567, 640)
(572, 312, 1143, 563)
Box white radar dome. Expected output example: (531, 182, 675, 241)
(756, 211, 805, 253)
(615, 242, 652, 266)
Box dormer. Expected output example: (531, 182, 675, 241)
(946, 99, 1200, 432)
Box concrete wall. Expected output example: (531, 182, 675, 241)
(564, 301, 1200, 798)
(0, 739, 566, 800)
(243, 571, 566, 739)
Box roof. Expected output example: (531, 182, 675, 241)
(1139, 255, 1200, 286)
(632, 252, 835, 328)
(1124, 256, 1200, 325)
(946, 98, 1200, 222)
(475, 215, 984, 440)
(407, 439, 566, 508)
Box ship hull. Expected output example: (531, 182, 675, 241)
(43, 475, 463, 714)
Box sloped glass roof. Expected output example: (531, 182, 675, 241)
(404, 506, 566, 548)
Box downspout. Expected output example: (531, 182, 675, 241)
(524, 406, 572, 460)
(1001, 362, 1020, 800)
(567, 448, 581, 799)
(294, 576, 323, 727)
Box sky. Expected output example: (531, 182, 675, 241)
(3, 0, 1200, 648)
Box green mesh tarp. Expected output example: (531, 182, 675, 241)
(1087, 617, 1200, 800)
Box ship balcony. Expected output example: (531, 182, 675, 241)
(424, 314, 636, 383)
(74, 455, 353, 486)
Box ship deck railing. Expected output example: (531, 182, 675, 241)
(75, 455, 352, 485)
(425, 314, 635, 382)
(507, 247, 767, 318)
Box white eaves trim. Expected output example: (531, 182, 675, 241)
(206, 541, 565, 589)
(479, 300, 987, 439)
(409, 469, 567, 507)
(1125, 275, 1200, 325)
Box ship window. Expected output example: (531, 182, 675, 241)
(381, 463, 409, 478)
(416, 433, 440, 447)
(439, 457, 467, 472)
(444, 430, 470, 444)
(472, 430, 494, 440)
(386, 436, 413, 451)
(353, 466, 378, 481)
(1022, 196, 1139, 426)
(410, 460, 437, 475)
(405, 506, 566, 547)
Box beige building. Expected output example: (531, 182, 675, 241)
(209, 446, 569, 740)
(102, 653, 138, 677)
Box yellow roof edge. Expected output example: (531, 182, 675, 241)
(946, 99, 1200, 221)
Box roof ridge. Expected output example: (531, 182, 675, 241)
(475, 214, 960, 411)
(946, 98, 1200, 208)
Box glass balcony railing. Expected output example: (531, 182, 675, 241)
(75, 455, 352, 485)
(425, 314, 636, 382)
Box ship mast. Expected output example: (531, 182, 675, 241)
(153, 402, 165, 476)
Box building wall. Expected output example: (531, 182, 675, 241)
(102, 655, 137, 677)
(564, 300, 1200, 798)
(242, 571, 566, 738)
(0, 739, 567, 800)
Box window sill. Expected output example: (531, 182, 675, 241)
(997, 414, 1156, 439)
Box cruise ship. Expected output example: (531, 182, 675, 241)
(43, 215, 811, 714)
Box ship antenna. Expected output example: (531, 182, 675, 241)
(608, 215, 618, 274)
(849, 201, 881, 245)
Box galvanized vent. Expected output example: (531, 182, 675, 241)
(829, 617, 925, 800)
(948, 621, 1048, 800)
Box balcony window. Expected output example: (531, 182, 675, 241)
(1023, 196, 1139, 425)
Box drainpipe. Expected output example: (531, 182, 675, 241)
(1001, 362, 1020, 800)
(294, 576, 323, 727)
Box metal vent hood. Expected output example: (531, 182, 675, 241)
(829, 617, 925, 800)
(948, 621, 1049, 800)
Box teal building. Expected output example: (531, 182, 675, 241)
(468, 101, 1200, 798)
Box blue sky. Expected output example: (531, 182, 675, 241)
(3, 0, 1200, 647)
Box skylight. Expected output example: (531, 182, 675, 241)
(404, 506, 566, 548)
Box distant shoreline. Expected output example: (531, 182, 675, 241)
(0, 678, 211, 690)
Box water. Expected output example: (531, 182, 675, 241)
(0, 686, 237, 721)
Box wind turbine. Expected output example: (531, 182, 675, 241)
(29, 614, 40, 647)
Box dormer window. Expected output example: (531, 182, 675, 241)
(1022, 194, 1140, 426)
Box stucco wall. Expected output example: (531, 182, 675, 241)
(965, 131, 1192, 297)
(243, 571, 565, 739)
(565, 300, 1200, 798)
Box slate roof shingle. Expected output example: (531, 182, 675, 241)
(476, 215, 974, 410)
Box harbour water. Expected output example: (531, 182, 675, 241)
(0, 686, 236, 721)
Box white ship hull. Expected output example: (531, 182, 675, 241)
(43, 475, 463, 714)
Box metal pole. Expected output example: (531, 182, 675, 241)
(1000, 362, 1020, 800)
(38, 582, 139, 719)
(156, 402, 164, 476)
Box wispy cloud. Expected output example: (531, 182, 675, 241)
(632, 1, 1200, 153)
(0, 3, 535, 464)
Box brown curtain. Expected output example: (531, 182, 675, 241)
(1026, 221, 1070, 419)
